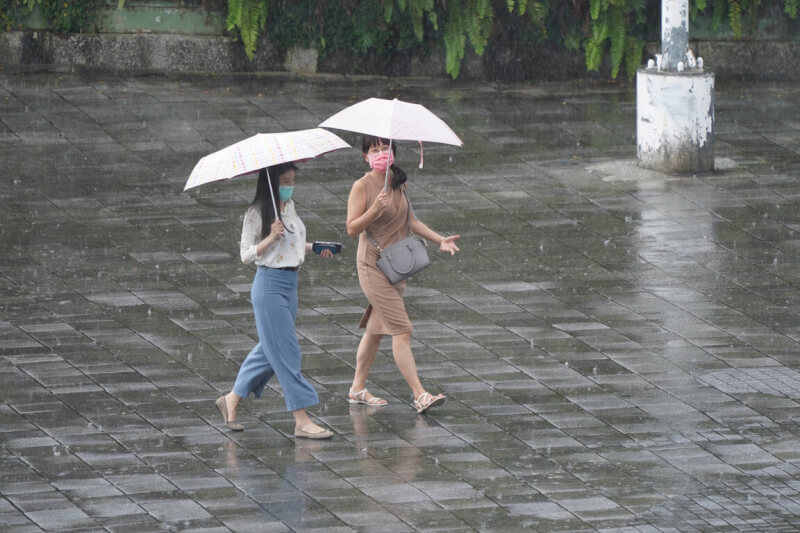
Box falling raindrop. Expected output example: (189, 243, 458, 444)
(361, 447, 367, 454)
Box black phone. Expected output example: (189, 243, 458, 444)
(312, 241, 343, 255)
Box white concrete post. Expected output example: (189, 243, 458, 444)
(637, 0, 714, 173)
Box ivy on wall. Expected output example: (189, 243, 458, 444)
(2, 0, 798, 78)
(1, 0, 102, 32)
(226, 0, 798, 79)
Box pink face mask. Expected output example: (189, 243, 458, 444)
(367, 150, 394, 173)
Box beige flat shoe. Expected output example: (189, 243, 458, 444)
(294, 426, 334, 440)
(215, 396, 244, 431)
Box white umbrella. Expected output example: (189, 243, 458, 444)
(184, 128, 349, 191)
(184, 128, 350, 215)
(319, 97, 463, 189)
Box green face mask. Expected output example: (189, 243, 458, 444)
(278, 185, 294, 202)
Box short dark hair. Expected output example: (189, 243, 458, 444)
(361, 135, 397, 155)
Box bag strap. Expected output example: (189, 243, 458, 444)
(364, 187, 414, 252)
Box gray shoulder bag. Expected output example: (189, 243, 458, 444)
(365, 189, 430, 285)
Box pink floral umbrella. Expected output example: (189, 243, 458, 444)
(184, 128, 350, 214)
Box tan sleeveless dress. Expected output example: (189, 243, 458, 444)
(354, 173, 413, 335)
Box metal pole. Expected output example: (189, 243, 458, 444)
(662, 0, 689, 71)
(266, 168, 279, 217)
(383, 139, 393, 192)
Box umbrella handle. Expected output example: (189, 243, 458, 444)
(383, 139, 393, 193)
(267, 168, 279, 220)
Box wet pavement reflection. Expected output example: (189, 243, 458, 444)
(2, 70, 800, 531)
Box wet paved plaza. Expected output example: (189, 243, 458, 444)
(2, 69, 800, 532)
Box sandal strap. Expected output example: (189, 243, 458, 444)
(349, 388, 368, 400)
(415, 392, 430, 406)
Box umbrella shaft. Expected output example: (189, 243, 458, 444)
(383, 139, 393, 193)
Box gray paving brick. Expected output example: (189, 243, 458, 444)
(4, 70, 800, 531)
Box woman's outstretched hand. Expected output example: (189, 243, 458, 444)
(439, 235, 461, 255)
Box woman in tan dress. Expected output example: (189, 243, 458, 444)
(346, 136, 461, 413)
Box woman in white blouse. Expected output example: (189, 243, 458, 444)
(215, 162, 334, 439)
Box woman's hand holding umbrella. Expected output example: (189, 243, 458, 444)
(370, 190, 391, 218)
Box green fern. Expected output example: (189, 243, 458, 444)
(711, 0, 726, 29)
(624, 35, 645, 79)
(784, 0, 798, 17)
(585, 16, 609, 72)
(464, 0, 493, 56)
(443, 0, 467, 78)
(728, 0, 742, 36)
(590, 0, 602, 20)
(609, 5, 626, 78)
(399, 0, 435, 42)
(227, 0, 268, 60)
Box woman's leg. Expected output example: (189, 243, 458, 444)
(392, 332, 446, 411)
(350, 332, 384, 402)
(257, 271, 322, 430)
(391, 332, 425, 399)
(224, 342, 276, 422)
(220, 270, 277, 425)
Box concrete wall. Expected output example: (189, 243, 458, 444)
(3, 30, 799, 82)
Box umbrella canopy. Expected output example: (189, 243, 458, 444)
(183, 128, 350, 191)
(319, 97, 463, 147)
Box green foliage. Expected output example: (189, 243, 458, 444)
(0, 0, 33, 31)
(2, 0, 798, 79)
(443, 1, 468, 78)
(39, 0, 101, 33)
(584, 0, 646, 79)
(728, 0, 742, 35)
(401, 0, 436, 41)
(227, 0, 268, 59)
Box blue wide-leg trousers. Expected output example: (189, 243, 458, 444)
(232, 266, 319, 412)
